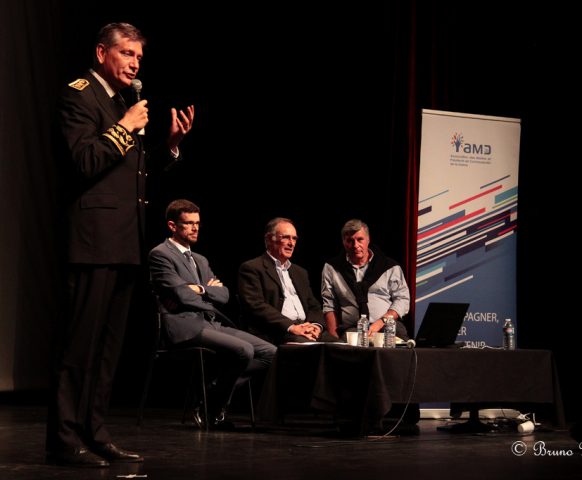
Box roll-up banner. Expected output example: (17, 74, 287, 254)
(416, 109, 521, 348)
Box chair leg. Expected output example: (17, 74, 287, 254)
(136, 354, 157, 426)
(199, 349, 209, 430)
(181, 358, 197, 425)
(181, 349, 210, 431)
(247, 380, 256, 428)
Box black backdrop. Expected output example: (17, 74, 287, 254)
(1, 1, 578, 419)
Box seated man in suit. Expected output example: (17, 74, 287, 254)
(238, 217, 334, 345)
(149, 199, 276, 428)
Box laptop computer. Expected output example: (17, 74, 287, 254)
(413, 302, 469, 348)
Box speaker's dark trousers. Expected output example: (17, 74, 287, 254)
(46, 264, 137, 452)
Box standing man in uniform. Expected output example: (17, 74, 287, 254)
(46, 22, 194, 467)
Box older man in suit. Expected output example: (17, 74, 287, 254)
(149, 200, 275, 428)
(238, 217, 333, 345)
(46, 23, 194, 467)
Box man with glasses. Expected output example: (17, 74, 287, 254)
(149, 199, 276, 429)
(238, 217, 332, 345)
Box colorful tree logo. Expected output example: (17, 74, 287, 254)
(451, 132, 464, 152)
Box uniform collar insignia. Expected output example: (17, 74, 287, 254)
(68, 78, 90, 91)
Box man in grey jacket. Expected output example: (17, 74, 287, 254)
(321, 219, 410, 341)
(149, 199, 275, 428)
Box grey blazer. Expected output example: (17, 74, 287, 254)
(149, 239, 233, 344)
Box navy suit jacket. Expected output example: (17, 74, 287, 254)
(238, 253, 325, 344)
(149, 239, 233, 344)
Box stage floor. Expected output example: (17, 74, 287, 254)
(0, 406, 580, 479)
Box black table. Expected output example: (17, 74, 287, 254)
(258, 343, 564, 429)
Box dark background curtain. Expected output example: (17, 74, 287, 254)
(1, 1, 578, 419)
(0, 0, 63, 392)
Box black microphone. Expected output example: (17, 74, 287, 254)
(130, 79, 145, 135)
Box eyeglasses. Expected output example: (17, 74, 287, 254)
(177, 221, 200, 227)
(275, 234, 298, 242)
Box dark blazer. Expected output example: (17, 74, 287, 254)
(59, 73, 178, 264)
(149, 239, 233, 344)
(238, 253, 325, 344)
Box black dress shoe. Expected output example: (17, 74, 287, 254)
(211, 415, 236, 431)
(210, 408, 236, 430)
(193, 405, 210, 430)
(193, 406, 235, 431)
(90, 443, 143, 463)
(46, 447, 110, 467)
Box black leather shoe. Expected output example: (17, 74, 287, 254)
(193, 406, 235, 431)
(210, 409, 236, 431)
(193, 405, 209, 430)
(90, 443, 143, 463)
(46, 447, 110, 467)
(211, 417, 236, 431)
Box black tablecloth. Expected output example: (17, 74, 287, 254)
(258, 344, 564, 427)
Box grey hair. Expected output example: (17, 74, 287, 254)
(341, 219, 369, 239)
(264, 217, 294, 247)
(93, 23, 146, 67)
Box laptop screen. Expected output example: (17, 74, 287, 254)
(415, 302, 469, 348)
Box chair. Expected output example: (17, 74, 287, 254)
(136, 298, 255, 429)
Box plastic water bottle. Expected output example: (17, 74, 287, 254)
(357, 314, 369, 347)
(383, 315, 396, 348)
(502, 318, 515, 350)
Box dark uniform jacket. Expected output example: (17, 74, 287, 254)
(59, 73, 177, 264)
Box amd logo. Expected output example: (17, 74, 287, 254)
(451, 132, 492, 155)
(462, 143, 492, 155)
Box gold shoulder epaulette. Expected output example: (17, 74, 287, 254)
(68, 78, 90, 91)
(102, 124, 136, 156)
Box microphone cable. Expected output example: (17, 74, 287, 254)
(370, 347, 418, 440)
